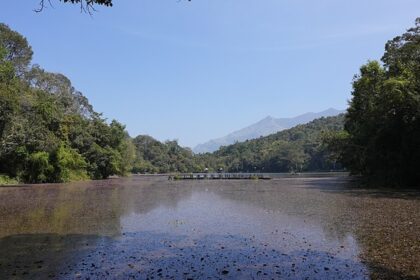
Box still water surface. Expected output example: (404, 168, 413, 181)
(0, 175, 419, 279)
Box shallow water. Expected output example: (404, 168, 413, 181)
(0, 175, 419, 279)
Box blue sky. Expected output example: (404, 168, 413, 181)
(2, 1, 419, 147)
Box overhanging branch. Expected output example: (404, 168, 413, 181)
(35, 0, 113, 14)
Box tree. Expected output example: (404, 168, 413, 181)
(341, 18, 420, 187)
(53, 144, 88, 182)
(0, 24, 33, 77)
(0, 47, 14, 83)
(24, 151, 54, 183)
(26, 65, 94, 117)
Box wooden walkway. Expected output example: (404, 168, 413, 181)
(168, 173, 271, 180)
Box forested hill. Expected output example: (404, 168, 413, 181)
(193, 108, 344, 153)
(199, 114, 345, 173)
(132, 135, 202, 173)
(130, 115, 345, 174)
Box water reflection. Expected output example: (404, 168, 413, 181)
(0, 175, 418, 279)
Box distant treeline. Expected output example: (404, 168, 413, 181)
(198, 115, 345, 173)
(131, 115, 345, 174)
(1, 19, 419, 188)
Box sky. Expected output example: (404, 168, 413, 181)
(1, 1, 419, 147)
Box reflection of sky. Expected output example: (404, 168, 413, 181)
(122, 191, 365, 265)
(1, 176, 419, 279)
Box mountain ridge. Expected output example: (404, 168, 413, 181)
(193, 108, 345, 154)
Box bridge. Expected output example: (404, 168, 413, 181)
(168, 173, 271, 180)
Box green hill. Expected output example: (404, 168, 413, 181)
(131, 115, 345, 174)
(132, 135, 203, 174)
(199, 114, 345, 173)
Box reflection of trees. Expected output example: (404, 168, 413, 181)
(0, 176, 195, 239)
(0, 176, 198, 279)
(0, 176, 418, 279)
(0, 183, 123, 237)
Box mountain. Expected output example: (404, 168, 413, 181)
(199, 114, 346, 173)
(193, 108, 345, 153)
(131, 114, 346, 174)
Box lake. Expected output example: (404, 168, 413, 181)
(0, 175, 419, 279)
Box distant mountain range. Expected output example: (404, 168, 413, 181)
(193, 108, 345, 153)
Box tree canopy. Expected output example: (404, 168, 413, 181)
(0, 23, 135, 183)
(327, 18, 420, 187)
(0, 23, 33, 77)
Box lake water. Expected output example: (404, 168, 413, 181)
(0, 175, 418, 279)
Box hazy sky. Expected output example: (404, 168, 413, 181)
(2, 1, 419, 147)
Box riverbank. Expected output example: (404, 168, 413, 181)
(0, 174, 133, 187)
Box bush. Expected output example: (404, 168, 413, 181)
(23, 151, 54, 183)
(54, 144, 88, 182)
(0, 174, 18, 185)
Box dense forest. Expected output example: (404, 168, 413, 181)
(0, 23, 136, 183)
(327, 18, 420, 187)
